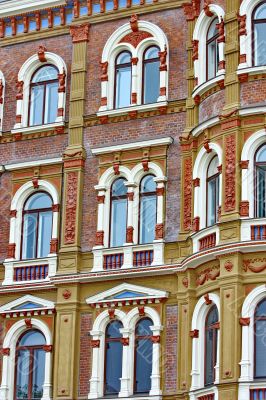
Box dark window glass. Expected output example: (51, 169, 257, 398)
(205, 306, 218, 386)
(255, 299, 266, 378)
(22, 192, 53, 260)
(15, 330, 46, 400)
(134, 318, 153, 394)
(206, 18, 219, 80)
(253, 2, 266, 66)
(110, 178, 127, 247)
(115, 51, 132, 109)
(206, 156, 219, 226)
(255, 144, 266, 217)
(143, 46, 160, 104)
(139, 175, 157, 244)
(29, 65, 59, 126)
(105, 321, 123, 395)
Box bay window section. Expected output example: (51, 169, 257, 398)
(115, 51, 132, 109)
(139, 175, 157, 244)
(110, 178, 127, 247)
(143, 46, 160, 105)
(22, 192, 53, 260)
(29, 65, 59, 126)
(206, 18, 219, 81)
(134, 318, 153, 394)
(206, 156, 219, 227)
(253, 2, 266, 66)
(255, 144, 266, 218)
(104, 320, 123, 395)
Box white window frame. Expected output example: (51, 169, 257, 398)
(14, 52, 67, 131)
(88, 306, 162, 400)
(98, 20, 169, 114)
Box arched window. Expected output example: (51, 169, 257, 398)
(22, 192, 53, 260)
(252, 2, 266, 66)
(254, 298, 266, 378)
(134, 318, 153, 394)
(142, 46, 160, 105)
(104, 320, 123, 395)
(110, 178, 127, 247)
(15, 330, 46, 399)
(206, 156, 219, 227)
(29, 65, 59, 126)
(255, 144, 266, 218)
(206, 18, 219, 81)
(139, 175, 157, 244)
(205, 305, 219, 386)
(114, 51, 132, 109)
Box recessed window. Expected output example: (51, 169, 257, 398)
(255, 144, 266, 218)
(143, 46, 160, 105)
(254, 298, 266, 378)
(206, 18, 219, 81)
(139, 175, 157, 244)
(205, 305, 218, 386)
(134, 318, 153, 393)
(253, 2, 266, 66)
(29, 65, 59, 127)
(114, 51, 132, 109)
(21, 192, 53, 260)
(104, 320, 123, 395)
(110, 178, 127, 247)
(15, 330, 46, 400)
(206, 156, 219, 227)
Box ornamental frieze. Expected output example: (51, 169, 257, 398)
(243, 258, 266, 273)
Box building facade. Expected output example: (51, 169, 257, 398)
(0, 0, 265, 399)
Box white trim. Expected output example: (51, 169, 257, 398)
(241, 217, 266, 241)
(11, 121, 65, 135)
(192, 225, 220, 253)
(0, 0, 65, 17)
(237, 65, 266, 76)
(0, 318, 53, 400)
(97, 101, 168, 117)
(89, 306, 162, 399)
(4, 157, 62, 171)
(238, 285, 266, 400)
(190, 293, 220, 392)
(91, 137, 173, 155)
(239, 106, 266, 116)
(192, 73, 225, 99)
(0, 294, 54, 313)
(241, 129, 266, 217)
(191, 116, 219, 137)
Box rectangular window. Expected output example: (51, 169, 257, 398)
(30, 86, 45, 126)
(111, 199, 127, 247)
(37, 211, 53, 258)
(115, 67, 131, 108)
(44, 82, 59, 124)
(144, 61, 160, 104)
(254, 24, 266, 66)
(22, 213, 38, 259)
(140, 195, 156, 244)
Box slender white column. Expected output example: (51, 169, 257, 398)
(149, 326, 163, 396)
(119, 328, 132, 397)
(88, 331, 104, 399)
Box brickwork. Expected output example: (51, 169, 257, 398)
(79, 313, 93, 398)
(240, 80, 266, 107)
(164, 305, 178, 394)
(199, 90, 226, 124)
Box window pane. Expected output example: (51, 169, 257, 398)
(135, 338, 152, 393)
(207, 40, 218, 80)
(256, 145, 266, 162)
(37, 211, 53, 258)
(19, 331, 46, 346)
(207, 156, 219, 178)
(140, 195, 156, 244)
(205, 328, 215, 385)
(112, 178, 127, 196)
(207, 18, 218, 40)
(256, 299, 266, 317)
(255, 4, 266, 19)
(22, 213, 38, 259)
(145, 46, 159, 60)
(16, 350, 30, 399)
(141, 175, 156, 193)
(25, 193, 52, 210)
(32, 349, 45, 399)
(255, 320, 266, 377)
(105, 341, 123, 394)
(254, 23, 266, 66)
(136, 318, 153, 336)
(111, 199, 127, 246)
(144, 61, 160, 104)
(207, 178, 219, 226)
(32, 66, 58, 83)
(44, 82, 59, 124)
(256, 167, 266, 217)
(30, 85, 44, 126)
(115, 66, 131, 108)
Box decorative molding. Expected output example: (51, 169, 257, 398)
(182, 277, 189, 288)
(43, 345, 53, 352)
(240, 160, 249, 169)
(224, 135, 236, 212)
(243, 259, 266, 273)
(183, 157, 192, 230)
(155, 223, 164, 240)
(16, 80, 24, 100)
(70, 23, 90, 43)
(192, 39, 199, 61)
(224, 260, 233, 272)
(196, 266, 220, 286)
(64, 172, 78, 245)
(95, 230, 104, 246)
(37, 45, 47, 63)
(237, 13, 247, 36)
(204, 293, 212, 305)
(240, 201, 249, 217)
(126, 226, 134, 243)
(239, 317, 250, 326)
(1, 348, 10, 356)
(121, 337, 129, 346)
(192, 217, 200, 232)
(151, 335, 160, 343)
(203, 0, 213, 17)
(62, 289, 71, 300)
(100, 61, 108, 82)
(183, 0, 200, 21)
(91, 339, 100, 348)
(119, 30, 152, 48)
(25, 318, 32, 328)
(50, 238, 58, 254)
(189, 329, 199, 338)
(159, 47, 167, 71)
(58, 69, 66, 93)
(7, 243, 16, 259)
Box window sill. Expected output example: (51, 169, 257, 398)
(189, 385, 218, 400)
(97, 101, 168, 118)
(3, 255, 57, 286)
(11, 121, 65, 136)
(241, 217, 266, 242)
(192, 73, 225, 100)
(237, 65, 266, 76)
(191, 225, 219, 254)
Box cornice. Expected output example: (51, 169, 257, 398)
(0, 0, 66, 18)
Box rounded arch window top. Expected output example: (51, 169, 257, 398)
(111, 178, 127, 197)
(254, 2, 266, 19)
(31, 65, 58, 83)
(106, 320, 123, 338)
(207, 17, 219, 40)
(141, 175, 156, 193)
(256, 144, 266, 162)
(116, 51, 132, 65)
(18, 329, 46, 347)
(255, 298, 266, 317)
(206, 305, 219, 327)
(207, 155, 219, 178)
(24, 192, 53, 211)
(144, 46, 159, 60)
(135, 317, 153, 336)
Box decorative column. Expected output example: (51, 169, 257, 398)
(122, 183, 136, 269)
(152, 177, 166, 266)
(119, 328, 132, 397)
(149, 325, 163, 396)
(56, 68, 66, 123)
(14, 80, 24, 129)
(158, 47, 168, 102)
(88, 331, 103, 399)
(92, 186, 106, 272)
(131, 58, 138, 105)
(43, 345, 53, 400)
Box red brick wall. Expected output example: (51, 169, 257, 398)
(0, 171, 12, 262)
(199, 90, 226, 124)
(241, 80, 266, 107)
(163, 304, 178, 394)
(79, 313, 93, 398)
(0, 35, 72, 133)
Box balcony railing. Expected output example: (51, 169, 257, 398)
(199, 233, 216, 251)
(198, 394, 214, 400)
(133, 250, 154, 267)
(251, 225, 266, 240)
(250, 388, 266, 400)
(103, 253, 124, 270)
(14, 265, 49, 282)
